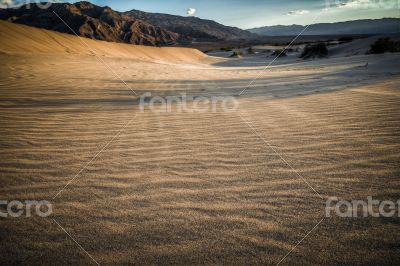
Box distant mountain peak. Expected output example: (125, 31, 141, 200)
(0, 1, 255, 46)
(123, 9, 256, 41)
(0, 2, 182, 46)
(74, 1, 95, 9)
(248, 18, 400, 36)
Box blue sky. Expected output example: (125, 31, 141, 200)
(92, 0, 400, 28)
(3, 0, 400, 28)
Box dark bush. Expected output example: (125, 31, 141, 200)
(270, 49, 287, 57)
(261, 49, 272, 53)
(300, 43, 328, 59)
(229, 51, 243, 58)
(247, 47, 255, 54)
(338, 36, 354, 43)
(220, 47, 233, 52)
(369, 38, 399, 54)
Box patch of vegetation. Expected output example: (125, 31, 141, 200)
(369, 37, 400, 54)
(338, 36, 354, 43)
(229, 51, 243, 58)
(220, 47, 233, 52)
(247, 47, 255, 54)
(261, 49, 272, 54)
(300, 43, 328, 59)
(270, 49, 287, 57)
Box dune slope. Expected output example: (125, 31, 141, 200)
(0, 21, 206, 63)
(0, 19, 400, 265)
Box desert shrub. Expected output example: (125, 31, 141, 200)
(270, 49, 287, 57)
(300, 43, 328, 59)
(229, 51, 243, 58)
(369, 38, 399, 54)
(338, 36, 354, 43)
(261, 49, 272, 53)
(326, 41, 338, 46)
(220, 47, 233, 52)
(247, 47, 255, 54)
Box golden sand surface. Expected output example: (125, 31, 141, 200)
(1, 21, 400, 265)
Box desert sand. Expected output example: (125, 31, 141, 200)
(1, 21, 400, 265)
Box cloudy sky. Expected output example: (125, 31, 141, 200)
(2, 0, 399, 28)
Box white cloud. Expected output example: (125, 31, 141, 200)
(186, 8, 196, 17)
(287, 10, 310, 16)
(0, 0, 14, 8)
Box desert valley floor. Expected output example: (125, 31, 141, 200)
(0, 21, 400, 265)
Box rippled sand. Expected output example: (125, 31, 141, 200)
(1, 22, 400, 265)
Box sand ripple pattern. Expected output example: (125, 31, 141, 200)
(0, 52, 400, 265)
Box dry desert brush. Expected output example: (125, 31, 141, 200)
(369, 37, 400, 54)
(270, 49, 287, 57)
(300, 42, 328, 59)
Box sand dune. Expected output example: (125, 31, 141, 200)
(0, 21, 206, 63)
(1, 21, 400, 265)
(329, 34, 400, 58)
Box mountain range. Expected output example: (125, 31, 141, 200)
(248, 18, 400, 36)
(1, 1, 399, 46)
(124, 9, 255, 42)
(0, 1, 255, 46)
(0, 1, 182, 46)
